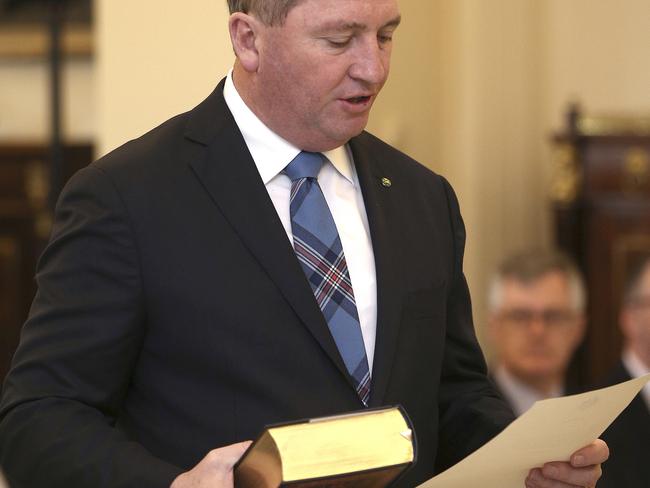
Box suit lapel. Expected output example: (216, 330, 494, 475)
(349, 135, 404, 407)
(183, 82, 353, 388)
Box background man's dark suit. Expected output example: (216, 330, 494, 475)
(0, 81, 513, 487)
(598, 362, 650, 488)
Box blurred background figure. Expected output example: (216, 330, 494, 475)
(487, 249, 586, 416)
(597, 257, 650, 488)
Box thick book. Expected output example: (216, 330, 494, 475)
(234, 405, 416, 488)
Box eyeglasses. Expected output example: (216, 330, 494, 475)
(499, 309, 578, 329)
(627, 296, 650, 311)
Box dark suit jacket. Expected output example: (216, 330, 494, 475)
(598, 362, 650, 488)
(0, 80, 514, 487)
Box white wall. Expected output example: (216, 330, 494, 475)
(95, 0, 234, 155)
(543, 0, 650, 130)
(0, 59, 94, 142)
(413, 0, 552, 352)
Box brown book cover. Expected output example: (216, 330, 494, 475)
(234, 406, 416, 488)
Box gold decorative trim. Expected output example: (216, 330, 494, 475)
(0, 237, 18, 261)
(578, 115, 650, 136)
(24, 160, 49, 209)
(550, 143, 581, 204)
(34, 212, 53, 240)
(0, 236, 21, 295)
(622, 147, 650, 194)
(23, 161, 52, 240)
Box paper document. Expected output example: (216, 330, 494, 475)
(418, 373, 650, 488)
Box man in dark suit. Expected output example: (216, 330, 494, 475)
(0, 1, 607, 487)
(598, 258, 650, 488)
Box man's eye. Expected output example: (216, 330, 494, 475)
(326, 37, 352, 48)
(327, 38, 351, 48)
(378, 34, 393, 45)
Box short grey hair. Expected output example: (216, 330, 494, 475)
(488, 249, 586, 313)
(226, 0, 303, 25)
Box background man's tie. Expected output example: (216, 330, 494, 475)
(284, 151, 371, 406)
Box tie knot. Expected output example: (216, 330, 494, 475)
(284, 151, 324, 181)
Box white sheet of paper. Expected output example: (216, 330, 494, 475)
(418, 373, 650, 488)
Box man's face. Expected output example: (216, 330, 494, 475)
(621, 264, 650, 368)
(489, 272, 585, 386)
(249, 0, 400, 151)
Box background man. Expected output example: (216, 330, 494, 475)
(487, 249, 586, 415)
(0, 1, 607, 487)
(598, 257, 650, 487)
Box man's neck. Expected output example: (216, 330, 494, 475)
(495, 366, 563, 416)
(505, 366, 564, 397)
(231, 64, 260, 122)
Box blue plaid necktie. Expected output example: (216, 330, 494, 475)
(284, 151, 371, 406)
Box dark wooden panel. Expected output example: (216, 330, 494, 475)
(584, 202, 650, 381)
(552, 108, 650, 386)
(0, 235, 21, 379)
(0, 142, 92, 381)
(583, 139, 650, 197)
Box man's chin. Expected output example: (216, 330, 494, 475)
(518, 367, 557, 380)
(302, 130, 365, 152)
(331, 124, 368, 145)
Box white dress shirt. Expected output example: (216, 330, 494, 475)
(622, 348, 650, 410)
(494, 366, 563, 416)
(222, 72, 378, 372)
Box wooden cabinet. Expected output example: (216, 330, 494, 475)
(0, 143, 91, 381)
(552, 107, 650, 385)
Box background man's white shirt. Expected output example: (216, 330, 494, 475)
(494, 365, 563, 416)
(622, 348, 650, 410)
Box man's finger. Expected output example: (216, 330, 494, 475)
(540, 462, 602, 487)
(526, 467, 584, 488)
(570, 439, 609, 467)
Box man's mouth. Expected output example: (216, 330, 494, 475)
(345, 95, 372, 104)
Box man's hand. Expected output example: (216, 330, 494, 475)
(170, 441, 252, 488)
(525, 439, 609, 488)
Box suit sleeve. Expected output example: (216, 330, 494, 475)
(0, 166, 183, 487)
(434, 176, 515, 471)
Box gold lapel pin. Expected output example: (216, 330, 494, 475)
(381, 177, 392, 188)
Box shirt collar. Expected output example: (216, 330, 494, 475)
(622, 348, 650, 409)
(623, 348, 650, 377)
(495, 365, 563, 416)
(223, 70, 355, 185)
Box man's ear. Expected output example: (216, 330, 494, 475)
(228, 12, 261, 72)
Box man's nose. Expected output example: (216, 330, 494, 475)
(528, 315, 548, 336)
(349, 38, 389, 85)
